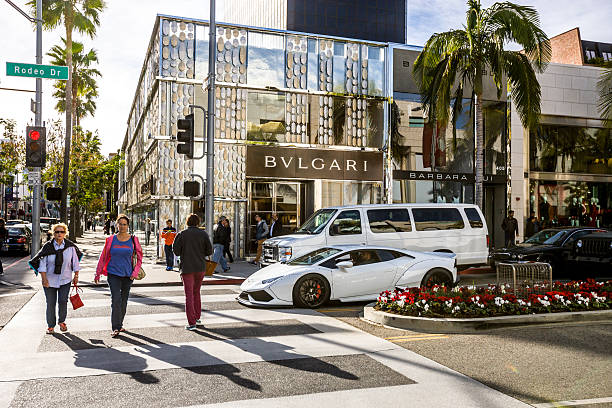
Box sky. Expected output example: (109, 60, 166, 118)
(1, 0, 611, 155)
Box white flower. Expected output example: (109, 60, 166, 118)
(422, 299, 427, 304)
(397, 300, 405, 308)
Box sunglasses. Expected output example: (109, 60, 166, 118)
(54, 230, 66, 234)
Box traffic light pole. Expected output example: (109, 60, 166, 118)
(205, 0, 216, 234)
(31, 0, 42, 256)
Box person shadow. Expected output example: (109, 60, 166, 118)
(51, 333, 159, 384)
(120, 331, 261, 391)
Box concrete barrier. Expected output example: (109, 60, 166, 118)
(362, 303, 612, 333)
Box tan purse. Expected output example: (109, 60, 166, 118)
(131, 236, 146, 280)
(205, 259, 217, 276)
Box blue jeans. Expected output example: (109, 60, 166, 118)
(43, 282, 71, 328)
(107, 273, 133, 331)
(212, 244, 228, 271)
(165, 245, 174, 268)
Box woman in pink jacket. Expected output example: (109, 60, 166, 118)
(95, 214, 143, 337)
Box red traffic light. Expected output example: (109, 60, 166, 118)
(29, 130, 41, 140)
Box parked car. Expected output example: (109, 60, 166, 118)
(40, 217, 59, 241)
(5, 219, 26, 226)
(489, 227, 607, 273)
(570, 232, 612, 271)
(239, 245, 457, 308)
(261, 204, 488, 269)
(3, 225, 33, 254)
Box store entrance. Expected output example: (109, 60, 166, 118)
(247, 181, 312, 256)
(484, 184, 507, 249)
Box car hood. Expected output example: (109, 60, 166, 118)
(495, 243, 553, 254)
(265, 234, 318, 246)
(243, 263, 311, 285)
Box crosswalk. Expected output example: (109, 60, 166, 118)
(0, 284, 531, 407)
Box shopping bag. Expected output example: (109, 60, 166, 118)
(205, 260, 217, 276)
(69, 284, 84, 310)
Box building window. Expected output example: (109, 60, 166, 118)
(322, 181, 382, 207)
(246, 91, 286, 142)
(367, 46, 384, 96)
(333, 42, 346, 93)
(247, 32, 285, 89)
(194, 24, 209, 81)
(307, 38, 318, 91)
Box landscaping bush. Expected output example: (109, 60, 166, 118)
(375, 279, 612, 318)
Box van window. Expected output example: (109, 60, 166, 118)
(329, 210, 362, 236)
(367, 209, 412, 233)
(412, 208, 465, 231)
(464, 208, 483, 228)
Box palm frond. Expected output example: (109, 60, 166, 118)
(597, 68, 612, 127)
(503, 51, 541, 128)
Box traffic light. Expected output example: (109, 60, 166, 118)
(184, 181, 200, 197)
(26, 126, 46, 167)
(177, 113, 194, 159)
(46, 187, 62, 201)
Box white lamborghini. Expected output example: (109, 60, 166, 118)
(238, 246, 457, 308)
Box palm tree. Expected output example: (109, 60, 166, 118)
(597, 67, 612, 127)
(27, 0, 106, 223)
(413, 0, 550, 209)
(47, 38, 101, 126)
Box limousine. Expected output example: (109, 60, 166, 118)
(262, 203, 489, 269)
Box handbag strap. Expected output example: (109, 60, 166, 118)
(71, 283, 82, 295)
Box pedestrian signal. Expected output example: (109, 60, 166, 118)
(177, 113, 194, 159)
(46, 187, 62, 201)
(26, 126, 46, 167)
(184, 181, 200, 197)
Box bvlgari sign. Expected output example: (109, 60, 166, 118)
(246, 145, 383, 181)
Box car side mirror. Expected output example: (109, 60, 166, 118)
(336, 261, 353, 269)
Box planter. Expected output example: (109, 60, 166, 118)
(363, 303, 612, 333)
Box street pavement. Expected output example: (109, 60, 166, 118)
(0, 231, 531, 408)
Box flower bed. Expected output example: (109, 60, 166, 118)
(375, 279, 612, 318)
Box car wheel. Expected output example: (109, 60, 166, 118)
(421, 268, 453, 288)
(292, 274, 331, 309)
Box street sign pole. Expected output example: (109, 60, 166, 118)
(205, 0, 216, 234)
(31, 0, 42, 256)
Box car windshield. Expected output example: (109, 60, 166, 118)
(288, 247, 342, 265)
(295, 209, 337, 234)
(524, 229, 570, 245)
(8, 228, 25, 236)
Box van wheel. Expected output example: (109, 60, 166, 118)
(421, 268, 453, 288)
(292, 274, 330, 308)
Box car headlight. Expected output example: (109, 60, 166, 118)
(279, 246, 292, 261)
(576, 240, 583, 248)
(262, 276, 282, 285)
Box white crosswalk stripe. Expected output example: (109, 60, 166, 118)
(0, 284, 531, 407)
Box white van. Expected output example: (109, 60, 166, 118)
(262, 203, 489, 269)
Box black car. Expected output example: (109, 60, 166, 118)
(489, 227, 608, 273)
(570, 232, 612, 271)
(3, 225, 33, 254)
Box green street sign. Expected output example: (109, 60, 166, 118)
(6, 62, 68, 80)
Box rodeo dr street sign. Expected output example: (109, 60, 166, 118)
(6, 62, 68, 80)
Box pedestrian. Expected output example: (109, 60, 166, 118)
(172, 213, 213, 330)
(92, 218, 96, 232)
(501, 209, 519, 247)
(222, 218, 234, 263)
(0, 218, 7, 276)
(161, 219, 177, 271)
(250, 214, 268, 265)
(29, 223, 82, 334)
(269, 213, 283, 237)
(525, 210, 540, 239)
(212, 216, 231, 273)
(94, 214, 143, 338)
(86, 219, 92, 231)
(110, 219, 116, 234)
(145, 218, 152, 246)
(104, 218, 110, 235)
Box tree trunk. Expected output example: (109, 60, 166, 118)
(474, 93, 484, 210)
(60, 11, 74, 224)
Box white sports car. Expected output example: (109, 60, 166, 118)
(238, 246, 458, 308)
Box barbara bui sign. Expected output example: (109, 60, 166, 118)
(246, 145, 383, 181)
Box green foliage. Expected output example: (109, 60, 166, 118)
(27, 0, 106, 38)
(598, 68, 612, 127)
(0, 119, 24, 184)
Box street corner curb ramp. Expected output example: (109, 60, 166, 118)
(361, 303, 612, 334)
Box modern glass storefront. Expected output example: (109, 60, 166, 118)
(529, 124, 612, 228)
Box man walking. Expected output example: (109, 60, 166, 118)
(502, 210, 519, 247)
(525, 210, 540, 239)
(172, 213, 213, 330)
(161, 219, 177, 271)
(145, 218, 152, 246)
(269, 213, 283, 238)
(212, 216, 231, 273)
(222, 218, 234, 263)
(250, 214, 268, 265)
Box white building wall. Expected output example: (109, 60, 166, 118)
(511, 62, 606, 235)
(220, 0, 287, 29)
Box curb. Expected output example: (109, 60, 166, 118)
(362, 303, 612, 333)
(77, 278, 245, 288)
(458, 267, 493, 276)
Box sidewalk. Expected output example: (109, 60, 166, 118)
(75, 230, 258, 286)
